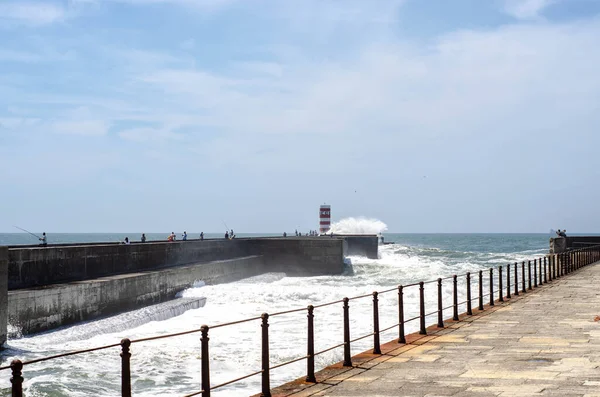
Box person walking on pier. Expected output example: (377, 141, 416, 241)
(39, 232, 47, 246)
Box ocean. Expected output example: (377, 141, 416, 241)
(0, 226, 553, 397)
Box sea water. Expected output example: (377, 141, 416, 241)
(0, 220, 551, 396)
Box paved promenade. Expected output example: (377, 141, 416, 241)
(277, 262, 600, 397)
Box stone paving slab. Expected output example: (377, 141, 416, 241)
(272, 262, 600, 397)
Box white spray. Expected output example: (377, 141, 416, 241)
(328, 217, 388, 235)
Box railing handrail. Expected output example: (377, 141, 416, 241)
(4, 245, 600, 397)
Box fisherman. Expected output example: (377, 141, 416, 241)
(123, 237, 130, 245)
(225, 231, 229, 239)
(283, 232, 287, 237)
(182, 231, 188, 241)
(39, 232, 47, 246)
(200, 232, 204, 240)
(167, 232, 175, 242)
(141, 233, 147, 243)
(230, 229, 234, 239)
(295, 229, 298, 236)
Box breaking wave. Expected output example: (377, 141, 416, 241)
(328, 217, 388, 235)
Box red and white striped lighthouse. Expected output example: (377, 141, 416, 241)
(319, 204, 331, 234)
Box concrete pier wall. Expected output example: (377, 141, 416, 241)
(0, 247, 7, 347)
(8, 237, 349, 290)
(2, 237, 356, 337)
(550, 236, 600, 253)
(338, 235, 379, 259)
(9, 255, 266, 335)
(8, 239, 252, 290)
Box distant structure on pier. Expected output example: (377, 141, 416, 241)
(319, 204, 331, 234)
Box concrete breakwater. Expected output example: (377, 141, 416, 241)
(1, 235, 378, 343)
(550, 235, 600, 253)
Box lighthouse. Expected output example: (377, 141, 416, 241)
(319, 204, 331, 234)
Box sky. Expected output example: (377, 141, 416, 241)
(1, 0, 600, 234)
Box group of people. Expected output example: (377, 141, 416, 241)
(225, 229, 235, 239)
(556, 229, 568, 238)
(121, 231, 206, 244)
(292, 229, 320, 237)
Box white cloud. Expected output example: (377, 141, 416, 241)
(0, 2, 66, 25)
(118, 128, 183, 143)
(0, 49, 41, 62)
(51, 120, 109, 136)
(503, 0, 557, 19)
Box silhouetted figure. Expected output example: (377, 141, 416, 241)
(123, 237, 130, 245)
(200, 232, 204, 240)
(182, 231, 188, 241)
(39, 232, 47, 246)
(141, 233, 146, 243)
(225, 231, 229, 239)
(283, 232, 287, 237)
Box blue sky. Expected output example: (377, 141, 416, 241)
(1, 0, 600, 233)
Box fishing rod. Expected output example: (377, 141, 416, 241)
(13, 225, 41, 240)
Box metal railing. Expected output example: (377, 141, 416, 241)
(3, 246, 599, 397)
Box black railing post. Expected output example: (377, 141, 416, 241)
(200, 325, 211, 397)
(466, 272, 472, 315)
(506, 264, 511, 299)
(544, 257, 548, 282)
(489, 268, 494, 306)
(10, 359, 23, 397)
(521, 261, 526, 293)
(437, 279, 444, 328)
(533, 259, 538, 288)
(514, 263, 519, 296)
(306, 306, 316, 383)
(373, 292, 381, 354)
(558, 254, 562, 276)
(453, 275, 459, 321)
(120, 338, 132, 397)
(478, 270, 484, 311)
(398, 286, 405, 344)
(343, 298, 352, 366)
(260, 313, 271, 397)
(539, 258, 543, 285)
(419, 282, 426, 335)
(498, 266, 504, 302)
(528, 260, 532, 290)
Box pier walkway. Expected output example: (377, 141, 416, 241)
(282, 262, 600, 397)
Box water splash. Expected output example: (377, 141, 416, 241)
(328, 217, 388, 235)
